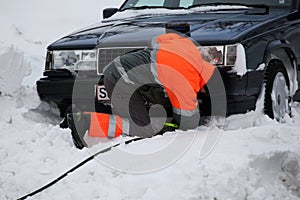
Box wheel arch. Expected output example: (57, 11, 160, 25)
(264, 40, 298, 95)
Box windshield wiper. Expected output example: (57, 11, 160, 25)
(65, 33, 101, 40)
(188, 2, 269, 14)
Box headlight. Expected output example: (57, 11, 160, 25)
(199, 46, 224, 65)
(52, 50, 97, 71)
(199, 44, 244, 67)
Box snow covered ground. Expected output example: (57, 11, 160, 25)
(1, 1, 300, 200)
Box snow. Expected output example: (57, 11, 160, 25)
(1, 1, 300, 200)
(232, 43, 247, 76)
(105, 6, 248, 21)
(2, 88, 300, 199)
(257, 63, 266, 71)
(0, 0, 124, 87)
(0, 47, 31, 94)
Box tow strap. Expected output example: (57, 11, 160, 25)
(17, 137, 143, 200)
(17, 121, 178, 199)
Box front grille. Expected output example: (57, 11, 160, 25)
(97, 47, 144, 75)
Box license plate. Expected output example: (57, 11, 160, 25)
(96, 85, 110, 101)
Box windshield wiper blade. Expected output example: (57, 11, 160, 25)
(121, 5, 185, 11)
(65, 33, 101, 39)
(122, 6, 164, 11)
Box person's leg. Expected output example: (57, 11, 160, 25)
(173, 111, 200, 131)
(103, 51, 175, 137)
(128, 90, 156, 137)
(104, 63, 156, 138)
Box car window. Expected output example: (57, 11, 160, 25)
(180, 0, 194, 8)
(134, 0, 164, 7)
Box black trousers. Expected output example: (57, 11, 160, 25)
(103, 56, 169, 138)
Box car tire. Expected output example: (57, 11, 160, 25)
(264, 61, 291, 121)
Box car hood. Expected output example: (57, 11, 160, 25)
(48, 9, 293, 50)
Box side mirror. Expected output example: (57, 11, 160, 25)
(103, 8, 118, 19)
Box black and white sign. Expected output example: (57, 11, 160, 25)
(96, 85, 110, 101)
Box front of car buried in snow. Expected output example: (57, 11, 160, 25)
(36, 0, 300, 123)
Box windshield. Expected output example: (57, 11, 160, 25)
(121, 0, 293, 10)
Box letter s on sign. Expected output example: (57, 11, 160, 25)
(96, 85, 110, 101)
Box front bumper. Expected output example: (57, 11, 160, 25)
(36, 76, 112, 116)
(36, 69, 259, 117)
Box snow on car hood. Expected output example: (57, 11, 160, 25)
(104, 6, 248, 21)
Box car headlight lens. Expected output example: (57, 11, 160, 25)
(52, 50, 97, 71)
(199, 44, 241, 67)
(199, 46, 224, 65)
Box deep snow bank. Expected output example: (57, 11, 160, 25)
(1, 92, 300, 200)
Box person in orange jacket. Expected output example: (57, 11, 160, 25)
(68, 33, 216, 149)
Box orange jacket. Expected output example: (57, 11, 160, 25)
(151, 33, 215, 116)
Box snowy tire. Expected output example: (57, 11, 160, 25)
(264, 61, 291, 121)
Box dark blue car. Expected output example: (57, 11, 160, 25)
(37, 0, 300, 124)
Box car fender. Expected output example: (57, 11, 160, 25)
(264, 40, 298, 95)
